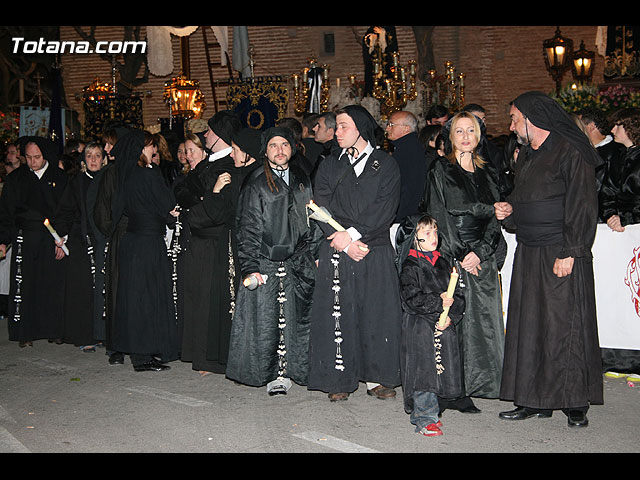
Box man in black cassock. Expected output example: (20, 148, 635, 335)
(307, 105, 403, 401)
(225, 127, 323, 395)
(0, 136, 68, 347)
(495, 91, 604, 428)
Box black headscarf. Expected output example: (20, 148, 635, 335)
(18, 136, 59, 165)
(109, 129, 146, 232)
(512, 91, 602, 167)
(233, 128, 262, 161)
(340, 105, 378, 149)
(207, 110, 242, 146)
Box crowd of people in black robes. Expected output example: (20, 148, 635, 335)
(1, 95, 639, 436)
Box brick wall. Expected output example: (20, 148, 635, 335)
(59, 25, 603, 139)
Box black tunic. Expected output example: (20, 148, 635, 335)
(111, 165, 179, 362)
(307, 147, 403, 394)
(93, 162, 127, 352)
(0, 164, 68, 342)
(55, 170, 107, 346)
(400, 250, 466, 414)
(422, 156, 504, 398)
(178, 156, 235, 374)
(500, 132, 603, 409)
(225, 164, 322, 387)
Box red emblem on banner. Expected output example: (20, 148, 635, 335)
(624, 246, 640, 317)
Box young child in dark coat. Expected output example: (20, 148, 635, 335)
(399, 214, 466, 436)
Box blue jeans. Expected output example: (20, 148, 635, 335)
(410, 391, 439, 431)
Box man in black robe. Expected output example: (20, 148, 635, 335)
(385, 110, 428, 223)
(495, 91, 604, 428)
(226, 127, 323, 395)
(307, 105, 402, 401)
(0, 136, 68, 347)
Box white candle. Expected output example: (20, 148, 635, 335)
(438, 267, 458, 328)
(44, 218, 69, 255)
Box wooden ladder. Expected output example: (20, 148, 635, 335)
(202, 27, 234, 113)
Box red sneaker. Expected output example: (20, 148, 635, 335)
(419, 423, 443, 437)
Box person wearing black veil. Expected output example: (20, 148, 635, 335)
(93, 124, 134, 365)
(307, 105, 402, 401)
(0, 136, 68, 347)
(54, 142, 108, 351)
(109, 129, 180, 372)
(179, 128, 236, 377)
(420, 111, 504, 415)
(495, 91, 603, 428)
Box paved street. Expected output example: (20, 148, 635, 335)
(0, 317, 638, 454)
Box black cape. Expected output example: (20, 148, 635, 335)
(307, 145, 403, 393)
(399, 250, 466, 413)
(226, 163, 322, 387)
(55, 169, 107, 346)
(0, 162, 68, 342)
(111, 164, 179, 361)
(422, 156, 505, 398)
(500, 131, 603, 409)
(178, 155, 235, 374)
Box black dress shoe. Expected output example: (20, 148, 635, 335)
(133, 359, 171, 372)
(567, 410, 588, 427)
(108, 353, 125, 365)
(499, 406, 553, 420)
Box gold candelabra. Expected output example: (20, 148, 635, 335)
(371, 51, 417, 121)
(292, 58, 331, 115)
(424, 61, 465, 111)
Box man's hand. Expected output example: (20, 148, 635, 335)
(55, 245, 66, 260)
(0, 244, 6, 259)
(328, 230, 353, 251)
(344, 240, 369, 262)
(553, 257, 574, 278)
(494, 201, 513, 221)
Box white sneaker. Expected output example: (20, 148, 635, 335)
(267, 377, 292, 396)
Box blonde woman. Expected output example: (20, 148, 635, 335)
(421, 111, 504, 415)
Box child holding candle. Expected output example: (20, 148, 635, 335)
(398, 214, 465, 437)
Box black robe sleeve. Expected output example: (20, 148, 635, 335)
(400, 257, 465, 326)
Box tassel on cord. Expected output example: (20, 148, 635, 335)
(331, 250, 344, 371)
(12, 230, 23, 323)
(167, 205, 183, 323)
(228, 230, 236, 315)
(275, 262, 288, 378)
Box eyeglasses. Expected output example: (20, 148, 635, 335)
(386, 122, 408, 128)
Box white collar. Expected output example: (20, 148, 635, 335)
(31, 160, 49, 179)
(595, 135, 613, 148)
(209, 146, 232, 162)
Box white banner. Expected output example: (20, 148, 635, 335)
(501, 224, 640, 350)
